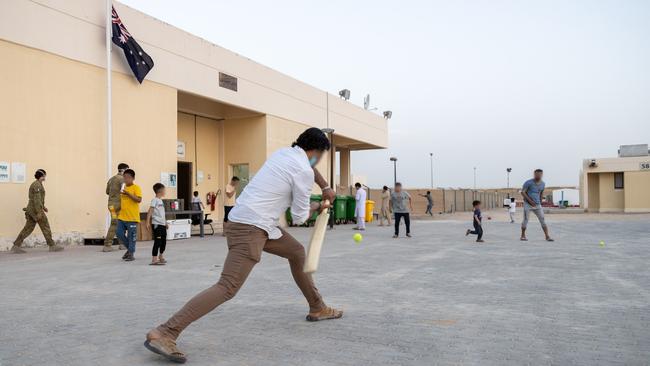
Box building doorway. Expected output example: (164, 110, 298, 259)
(177, 161, 193, 210)
(231, 163, 249, 196)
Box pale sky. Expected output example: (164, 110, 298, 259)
(121, 0, 650, 189)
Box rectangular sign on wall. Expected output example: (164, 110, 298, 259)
(640, 162, 650, 170)
(177, 141, 185, 158)
(0, 162, 9, 183)
(161, 172, 178, 188)
(11, 162, 25, 183)
(219, 72, 238, 92)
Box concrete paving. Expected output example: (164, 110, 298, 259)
(1, 214, 649, 366)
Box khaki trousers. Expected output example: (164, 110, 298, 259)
(104, 203, 121, 246)
(14, 211, 55, 247)
(158, 222, 325, 340)
(380, 206, 391, 225)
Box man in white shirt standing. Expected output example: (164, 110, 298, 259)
(144, 128, 341, 363)
(354, 182, 367, 230)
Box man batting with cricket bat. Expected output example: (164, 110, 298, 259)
(144, 128, 342, 363)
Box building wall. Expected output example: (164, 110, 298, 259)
(624, 171, 650, 213)
(223, 116, 267, 178)
(581, 156, 650, 212)
(586, 173, 600, 212)
(1, 0, 388, 149)
(339, 188, 509, 216)
(597, 173, 624, 212)
(0, 40, 177, 248)
(177, 112, 224, 217)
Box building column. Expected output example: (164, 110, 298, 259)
(339, 148, 351, 191)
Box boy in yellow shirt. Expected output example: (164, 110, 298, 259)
(117, 169, 142, 261)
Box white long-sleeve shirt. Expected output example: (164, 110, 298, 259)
(355, 187, 367, 217)
(228, 146, 314, 239)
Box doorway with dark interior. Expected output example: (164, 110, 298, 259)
(177, 161, 193, 210)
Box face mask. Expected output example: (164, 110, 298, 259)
(309, 156, 318, 167)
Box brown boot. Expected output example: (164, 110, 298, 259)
(102, 245, 115, 252)
(49, 244, 64, 252)
(11, 245, 26, 254)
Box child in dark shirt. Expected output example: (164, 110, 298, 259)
(465, 200, 484, 243)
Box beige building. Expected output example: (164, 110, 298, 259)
(0, 0, 388, 249)
(580, 145, 650, 213)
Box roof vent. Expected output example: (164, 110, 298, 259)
(618, 144, 649, 157)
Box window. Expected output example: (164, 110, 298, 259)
(614, 172, 624, 189)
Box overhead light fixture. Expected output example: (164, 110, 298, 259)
(383, 111, 392, 119)
(338, 89, 351, 100)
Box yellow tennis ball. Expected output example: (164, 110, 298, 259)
(599, 240, 605, 247)
(353, 233, 363, 243)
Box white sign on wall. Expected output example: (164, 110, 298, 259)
(161, 172, 178, 188)
(177, 141, 186, 158)
(641, 162, 650, 171)
(11, 162, 26, 183)
(0, 162, 9, 183)
(168, 173, 177, 188)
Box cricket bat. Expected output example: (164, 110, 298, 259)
(303, 200, 330, 274)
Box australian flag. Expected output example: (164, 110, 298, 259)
(111, 6, 154, 83)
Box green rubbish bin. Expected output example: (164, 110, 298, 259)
(304, 194, 323, 226)
(345, 195, 356, 224)
(285, 208, 293, 227)
(333, 195, 347, 224)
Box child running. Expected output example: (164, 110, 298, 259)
(465, 200, 484, 243)
(147, 183, 168, 265)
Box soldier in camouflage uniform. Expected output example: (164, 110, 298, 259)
(103, 163, 129, 252)
(11, 169, 64, 253)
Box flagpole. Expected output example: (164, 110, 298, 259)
(105, 0, 112, 232)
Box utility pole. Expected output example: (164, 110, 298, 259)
(429, 153, 433, 189)
(473, 167, 477, 190)
(506, 168, 512, 189)
(390, 157, 398, 186)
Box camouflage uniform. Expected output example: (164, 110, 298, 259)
(14, 180, 55, 247)
(104, 173, 124, 247)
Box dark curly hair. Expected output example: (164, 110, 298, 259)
(292, 127, 330, 151)
(34, 169, 47, 179)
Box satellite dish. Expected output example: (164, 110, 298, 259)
(363, 94, 370, 110)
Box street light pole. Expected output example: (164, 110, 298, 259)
(429, 153, 433, 189)
(506, 168, 512, 189)
(390, 157, 398, 186)
(473, 167, 477, 190)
